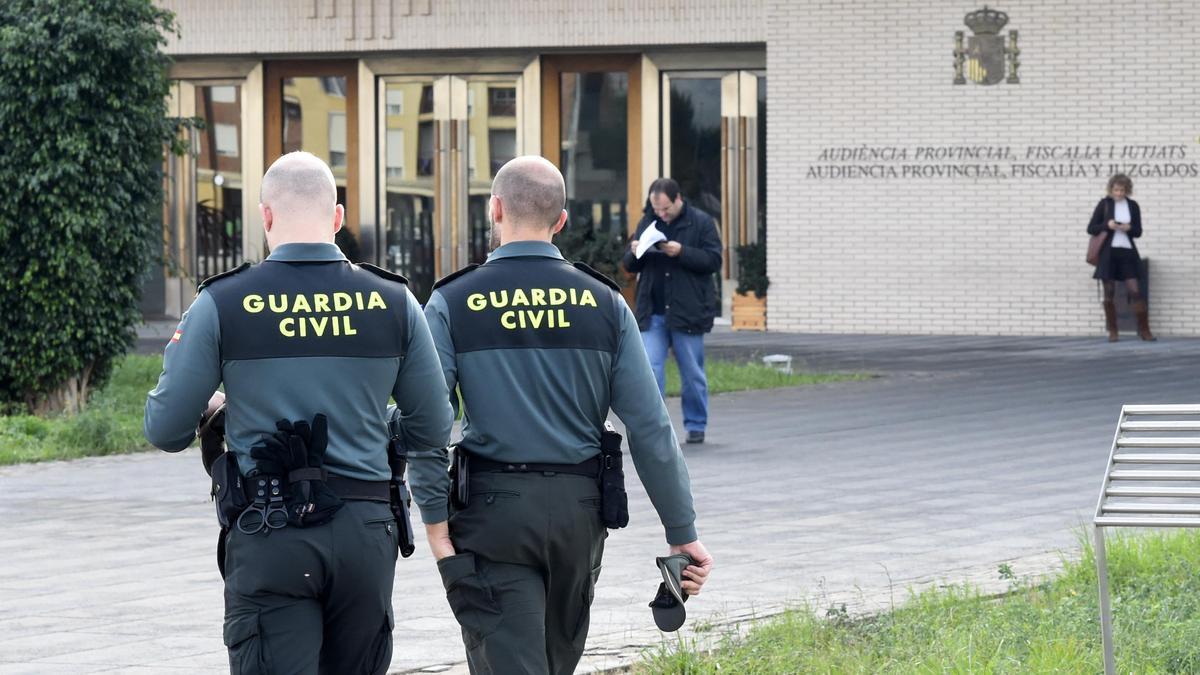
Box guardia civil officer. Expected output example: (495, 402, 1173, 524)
(408, 156, 713, 674)
(144, 152, 454, 674)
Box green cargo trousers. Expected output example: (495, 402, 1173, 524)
(221, 499, 400, 675)
(441, 470, 606, 675)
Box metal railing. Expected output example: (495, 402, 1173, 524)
(1092, 404, 1200, 675)
(195, 202, 243, 280)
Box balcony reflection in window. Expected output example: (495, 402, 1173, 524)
(193, 84, 244, 278)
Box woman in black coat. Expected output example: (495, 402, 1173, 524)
(1087, 173, 1155, 341)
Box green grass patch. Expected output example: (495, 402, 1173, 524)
(0, 356, 865, 464)
(638, 529, 1200, 673)
(664, 359, 868, 397)
(0, 355, 163, 465)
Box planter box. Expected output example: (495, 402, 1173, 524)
(731, 292, 766, 331)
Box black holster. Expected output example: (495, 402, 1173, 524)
(388, 435, 416, 558)
(210, 451, 250, 580)
(448, 445, 470, 511)
(599, 422, 629, 529)
(211, 451, 250, 530)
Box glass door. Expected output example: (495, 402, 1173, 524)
(662, 70, 765, 281)
(264, 61, 363, 261)
(162, 79, 249, 284)
(192, 83, 246, 279)
(379, 75, 522, 301)
(541, 55, 642, 300)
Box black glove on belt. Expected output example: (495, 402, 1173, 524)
(248, 414, 343, 528)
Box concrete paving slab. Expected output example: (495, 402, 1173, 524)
(6, 332, 1200, 672)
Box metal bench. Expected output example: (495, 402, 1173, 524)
(1092, 404, 1200, 675)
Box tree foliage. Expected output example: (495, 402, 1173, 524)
(0, 0, 187, 414)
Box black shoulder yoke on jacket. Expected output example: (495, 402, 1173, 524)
(432, 263, 481, 291)
(198, 262, 251, 291)
(357, 262, 409, 286)
(572, 262, 620, 292)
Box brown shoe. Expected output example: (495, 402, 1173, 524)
(1134, 301, 1157, 341)
(1103, 301, 1119, 342)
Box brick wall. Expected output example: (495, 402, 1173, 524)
(160, 0, 765, 54)
(766, 0, 1200, 335)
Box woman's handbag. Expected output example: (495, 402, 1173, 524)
(1086, 200, 1111, 266)
(1086, 231, 1108, 266)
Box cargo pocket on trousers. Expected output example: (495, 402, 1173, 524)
(223, 611, 268, 675)
(367, 607, 395, 674)
(573, 563, 602, 640)
(437, 552, 502, 648)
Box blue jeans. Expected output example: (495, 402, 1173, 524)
(641, 314, 708, 432)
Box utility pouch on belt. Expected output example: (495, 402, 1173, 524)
(388, 434, 417, 558)
(599, 421, 629, 529)
(448, 445, 470, 511)
(211, 451, 250, 530)
(247, 416, 344, 530)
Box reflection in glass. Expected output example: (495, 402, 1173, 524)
(488, 130, 516, 175)
(668, 78, 722, 221)
(328, 112, 347, 167)
(488, 87, 517, 117)
(417, 122, 434, 177)
(381, 81, 436, 299)
(757, 76, 767, 240)
(385, 88, 404, 116)
(282, 98, 302, 155)
(321, 76, 347, 97)
(194, 85, 243, 278)
(279, 76, 360, 259)
(380, 78, 521, 297)
(466, 81, 519, 264)
(668, 77, 724, 316)
(559, 72, 628, 236)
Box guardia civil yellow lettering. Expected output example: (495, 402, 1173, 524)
(241, 292, 383, 337)
(469, 287, 597, 329)
(500, 309, 571, 329)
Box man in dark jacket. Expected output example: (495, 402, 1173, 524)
(621, 178, 722, 444)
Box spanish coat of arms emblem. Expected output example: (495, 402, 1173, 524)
(954, 6, 1020, 85)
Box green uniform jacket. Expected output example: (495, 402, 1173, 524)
(406, 240, 698, 545)
(144, 242, 454, 481)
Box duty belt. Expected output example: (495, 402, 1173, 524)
(240, 474, 390, 503)
(470, 454, 601, 478)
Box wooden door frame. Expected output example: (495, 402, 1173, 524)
(540, 54, 642, 239)
(264, 60, 360, 234)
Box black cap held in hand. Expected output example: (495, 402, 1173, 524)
(649, 554, 695, 632)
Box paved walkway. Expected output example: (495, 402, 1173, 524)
(4, 331, 1199, 673)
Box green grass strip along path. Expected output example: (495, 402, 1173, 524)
(638, 529, 1200, 674)
(0, 355, 866, 465)
(0, 355, 164, 465)
(664, 360, 868, 397)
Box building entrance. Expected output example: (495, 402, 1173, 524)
(662, 70, 765, 283)
(264, 61, 364, 261)
(377, 74, 523, 300)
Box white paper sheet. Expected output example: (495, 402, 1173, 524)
(635, 222, 668, 259)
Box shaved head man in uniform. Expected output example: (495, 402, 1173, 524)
(405, 155, 714, 674)
(145, 151, 453, 674)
